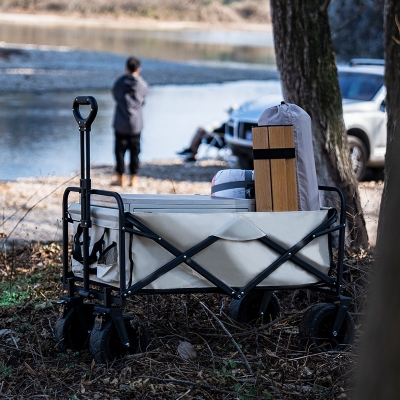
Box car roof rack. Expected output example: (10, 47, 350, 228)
(348, 58, 385, 66)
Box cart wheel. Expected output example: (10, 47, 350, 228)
(55, 304, 95, 352)
(299, 303, 355, 352)
(89, 315, 148, 364)
(229, 291, 280, 324)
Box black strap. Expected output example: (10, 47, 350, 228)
(72, 225, 106, 265)
(244, 170, 252, 181)
(253, 148, 295, 160)
(211, 179, 254, 194)
(128, 233, 134, 287)
(90, 230, 106, 261)
(100, 241, 117, 257)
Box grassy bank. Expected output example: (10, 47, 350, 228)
(0, 0, 270, 24)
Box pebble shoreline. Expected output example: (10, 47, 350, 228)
(0, 159, 383, 247)
(0, 159, 230, 245)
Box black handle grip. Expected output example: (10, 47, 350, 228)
(72, 96, 98, 128)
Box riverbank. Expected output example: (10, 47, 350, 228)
(0, 8, 277, 93)
(0, 159, 383, 247)
(0, 160, 229, 245)
(0, 42, 277, 93)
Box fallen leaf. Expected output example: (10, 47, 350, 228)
(178, 341, 197, 361)
(0, 329, 13, 337)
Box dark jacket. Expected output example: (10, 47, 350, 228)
(112, 74, 148, 135)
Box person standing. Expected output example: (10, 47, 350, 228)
(111, 56, 148, 187)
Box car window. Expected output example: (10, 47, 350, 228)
(338, 72, 383, 101)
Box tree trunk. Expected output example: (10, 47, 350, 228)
(270, 0, 368, 248)
(353, 2, 400, 398)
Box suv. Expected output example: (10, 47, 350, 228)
(224, 59, 386, 180)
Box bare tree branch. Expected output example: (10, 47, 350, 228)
(320, 0, 331, 13)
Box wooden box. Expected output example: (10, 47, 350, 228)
(252, 125, 298, 212)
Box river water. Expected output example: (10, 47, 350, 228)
(0, 21, 278, 180)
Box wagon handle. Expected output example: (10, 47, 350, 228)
(72, 96, 98, 130)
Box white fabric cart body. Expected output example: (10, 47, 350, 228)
(68, 193, 337, 296)
(57, 96, 353, 365)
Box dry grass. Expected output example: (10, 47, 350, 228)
(0, 240, 372, 399)
(0, 0, 271, 23)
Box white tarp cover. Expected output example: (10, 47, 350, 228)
(69, 204, 331, 290)
(258, 102, 320, 211)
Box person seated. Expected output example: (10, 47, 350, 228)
(176, 105, 237, 162)
(176, 122, 226, 162)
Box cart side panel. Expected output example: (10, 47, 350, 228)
(130, 211, 330, 289)
(69, 203, 130, 285)
(68, 204, 332, 290)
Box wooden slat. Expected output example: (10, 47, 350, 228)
(268, 126, 288, 211)
(252, 126, 273, 211)
(284, 125, 298, 211)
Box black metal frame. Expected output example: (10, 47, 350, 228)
(59, 96, 352, 349)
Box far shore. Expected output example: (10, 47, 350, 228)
(0, 11, 273, 33)
(0, 11, 277, 93)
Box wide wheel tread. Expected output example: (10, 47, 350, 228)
(54, 310, 74, 352)
(55, 304, 94, 352)
(299, 302, 355, 352)
(348, 135, 368, 180)
(229, 291, 280, 324)
(89, 320, 114, 364)
(89, 316, 148, 364)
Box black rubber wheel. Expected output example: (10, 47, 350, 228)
(348, 135, 368, 180)
(55, 304, 95, 352)
(229, 291, 280, 325)
(89, 315, 148, 364)
(299, 303, 355, 352)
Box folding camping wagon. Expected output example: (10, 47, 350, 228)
(55, 96, 355, 364)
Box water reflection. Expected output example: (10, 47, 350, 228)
(0, 23, 275, 65)
(0, 21, 279, 180)
(0, 80, 282, 180)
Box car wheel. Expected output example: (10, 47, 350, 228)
(238, 157, 254, 170)
(348, 135, 368, 180)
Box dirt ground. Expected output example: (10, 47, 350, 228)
(0, 162, 373, 398)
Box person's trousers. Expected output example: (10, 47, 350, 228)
(115, 131, 141, 175)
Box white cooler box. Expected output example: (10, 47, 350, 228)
(91, 193, 255, 213)
(68, 195, 332, 292)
